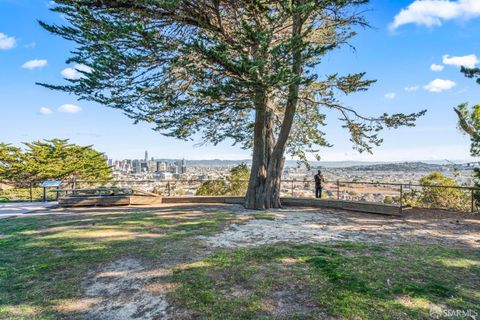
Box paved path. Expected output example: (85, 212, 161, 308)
(0, 202, 57, 219)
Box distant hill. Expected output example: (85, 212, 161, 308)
(152, 159, 473, 170)
(345, 162, 447, 172)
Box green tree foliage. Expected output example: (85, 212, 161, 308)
(196, 163, 250, 196)
(0, 144, 25, 181)
(454, 64, 480, 151)
(404, 172, 469, 212)
(454, 103, 480, 156)
(40, 1, 425, 209)
(0, 139, 111, 182)
(226, 163, 250, 196)
(454, 63, 480, 210)
(196, 180, 228, 196)
(461, 66, 480, 85)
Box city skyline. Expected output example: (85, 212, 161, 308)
(1, 0, 479, 161)
(106, 150, 475, 167)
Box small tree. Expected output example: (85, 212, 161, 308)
(0, 139, 111, 182)
(418, 172, 468, 212)
(40, 0, 425, 209)
(196, 180, 228, 196)
(226, 163, 250, 196)
(196, 163, 250, 196)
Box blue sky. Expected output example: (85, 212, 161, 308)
(0, 0, 479, 162)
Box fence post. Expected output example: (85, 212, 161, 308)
(471, 189, 475, 213)
(336, 180, 340, 200)
(291, 180, 294, 197)
(73, 178, 77, 195)
(399, 184, 403, 216)
(29, 182, 33, 202)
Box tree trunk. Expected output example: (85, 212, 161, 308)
(245, 91, 279, 208)
(245, 90, 269, 210)
(245, 12, 304, 210)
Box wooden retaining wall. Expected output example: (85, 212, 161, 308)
(280, 197, 401, 216)
(162, 196, 401, 216)
(59, 195, 401, 216)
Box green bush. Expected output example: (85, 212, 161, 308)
(403, 172, 470, 212)
(383, 196, 394, 204)
(196, 164, 249, 196)
(0, 187, 44, 202)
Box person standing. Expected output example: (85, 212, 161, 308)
(314, 170, 325, 198)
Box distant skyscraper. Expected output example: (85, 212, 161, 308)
(175, 158, 187, 174)
(181, 158, 187, 174)
(144, 150, 148, 162)
(132, 159, 141, 174)
(156, 161, 167, 172)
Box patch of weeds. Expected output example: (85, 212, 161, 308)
(251, 213, 276, 220)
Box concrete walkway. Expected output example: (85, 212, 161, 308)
(0, 202, 57, 219)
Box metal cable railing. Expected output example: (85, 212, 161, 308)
(1, 179, 479, 214)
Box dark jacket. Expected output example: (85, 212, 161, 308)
(314, 174, 324, 187)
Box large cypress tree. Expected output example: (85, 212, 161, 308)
(0, 139, 111, 182)
(40, 0, 425, 209)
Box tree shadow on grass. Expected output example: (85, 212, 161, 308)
(0, 207, 239, 319)
(170, 242, 480, 319)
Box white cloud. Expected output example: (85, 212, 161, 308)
(384, 92, 396, 100)
(58, 104, 82, 113)
(430, 64, 444, 72)
(442, 54, 479, 68)
(21, 59, 48, 70)
(390, 0, 480, 30)
(61, 64, 92, 80)
(423, 78, 456, 92)
(404, 85, 420, 92)
(61, 68, 78, 79)
(0, 32, 16, 50)
(39, 107, 53, 115)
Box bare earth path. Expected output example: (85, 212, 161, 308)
(0, 202, 57, 219)
(202, 206, 480, 248)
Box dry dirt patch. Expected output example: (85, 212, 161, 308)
(79, 258, 171, 320)
(201, 207, 480, 248)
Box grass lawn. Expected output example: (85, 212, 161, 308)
(0, 208, 240, 319)
(172, 243, 480, 319)
(0, 207, 479, 319)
